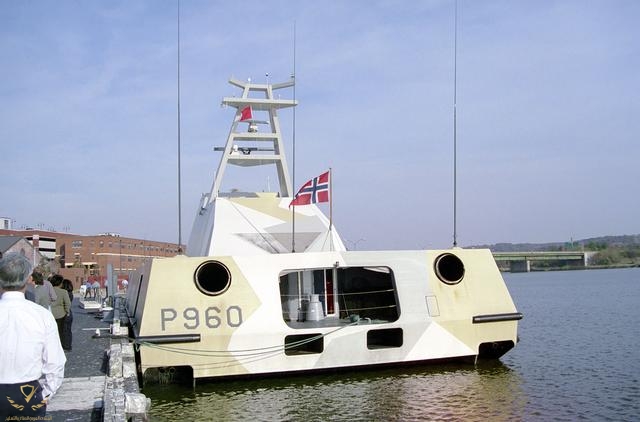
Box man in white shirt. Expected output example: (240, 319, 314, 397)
(0, 252, 66, 418)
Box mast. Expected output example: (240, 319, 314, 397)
(176, 0, 183, 251)
(452, 0, 459, 248)
(208, 78, 296, 202)
(186, 77, 346, 257)
(292, 22, 297, 253)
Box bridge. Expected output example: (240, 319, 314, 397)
(492, 251, 597, 272)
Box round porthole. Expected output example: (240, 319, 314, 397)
(194, 261, 231, 295)
(434, 253, 465, 285)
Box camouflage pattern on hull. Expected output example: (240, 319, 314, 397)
(126, 248, 521, 380)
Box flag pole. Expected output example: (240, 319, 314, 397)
(329, 167, 333, 251)
(329, 168, 333, 231)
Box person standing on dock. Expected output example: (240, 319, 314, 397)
(50, 275, 71, 351)
(92, 279, 100, 301)
(0, 252, 66, 418)
(61, 279, 74, 352)
(33, 271, 56, 309)
(84, 279, 92, 299)
(24, 273, 36, 302)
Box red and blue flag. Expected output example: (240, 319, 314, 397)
(289, 170, 330, 207)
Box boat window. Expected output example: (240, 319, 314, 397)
(434, 253, 465, 285)
(194, 260, 231, 296)
(367, 328, 403, 349)
(284, 334, 324, 355)
(279, 266, 399, 329)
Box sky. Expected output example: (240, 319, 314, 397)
(1, 0, 638, 250)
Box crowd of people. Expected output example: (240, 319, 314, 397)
(24, 271, 74, 353)
(0, 253, 67, 418)
(80, 279, 103, 300)
(0, 253, 131, 418)
(0, 252, 129, 421)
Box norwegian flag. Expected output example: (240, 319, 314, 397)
(239, 106, 252, 121)
(289, 170, 330, 207)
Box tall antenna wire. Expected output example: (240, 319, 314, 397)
(177, 0, 183, 252)
(452, 0, 458, 248)
(291, 21, 297, 253)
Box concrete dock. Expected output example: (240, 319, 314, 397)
(46, 295, 148, 421)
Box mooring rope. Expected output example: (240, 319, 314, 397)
(134, 321, 359, 370)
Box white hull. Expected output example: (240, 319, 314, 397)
(127, 248, 520, 380)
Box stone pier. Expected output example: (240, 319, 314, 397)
(46, 295, 149, 421)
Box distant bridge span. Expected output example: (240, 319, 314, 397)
(492, 251, 597, 272)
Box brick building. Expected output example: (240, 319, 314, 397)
(0, 226, 183, 289)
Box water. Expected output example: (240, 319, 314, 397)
(145, 268, 640, 421)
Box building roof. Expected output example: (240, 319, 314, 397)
(0, 236, 23, 253)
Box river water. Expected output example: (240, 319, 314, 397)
(144, 268, 640, 421)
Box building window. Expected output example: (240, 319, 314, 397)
(72, 240, 83, 248)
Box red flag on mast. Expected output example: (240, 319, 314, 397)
(289, 170, 330, 207)
(239, 106, 252, 121)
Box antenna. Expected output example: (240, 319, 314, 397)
(177, 0, 183, 252)
(452, 0, 458, 248)
(291, 21, 297, 253)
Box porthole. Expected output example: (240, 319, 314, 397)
(434, 253, 465, 285)
(194, 261, 231, 296)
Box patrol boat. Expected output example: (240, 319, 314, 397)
(125, 78, 522, 382)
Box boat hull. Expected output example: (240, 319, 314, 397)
(126, 249, 521, 380)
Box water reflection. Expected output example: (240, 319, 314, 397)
(145, 361, 526, 421)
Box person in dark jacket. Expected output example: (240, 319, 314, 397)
(61, 279, 74, 352)
(49, 275, 71, 352)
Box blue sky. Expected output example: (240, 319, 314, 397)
(1, 1, 638, 249)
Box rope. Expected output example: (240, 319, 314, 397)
(338, 304, 397, 312)
(320, 229, 331, 251)
(135, 321, 358, 370)
(228, 200, 280, 253)
(279, 288, 395, 299)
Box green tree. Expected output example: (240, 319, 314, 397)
(591, 249, 623, 265)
